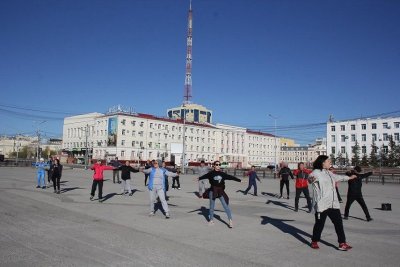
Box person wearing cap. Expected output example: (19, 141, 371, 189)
(197, 160, 211, 198)
(198, 161, 241, 228)
(344, 166, 373, 221)
(142, 160, 178, 218)
(90, 159, 115, 202)
(35, 158, 49, 189)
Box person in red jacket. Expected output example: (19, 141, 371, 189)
(90, 159, 115, 202)
(292, 162, 312, 212)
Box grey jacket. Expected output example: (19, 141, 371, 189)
(310, 169, 351, 213)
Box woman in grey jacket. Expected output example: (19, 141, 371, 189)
(309, 155, 357, 251)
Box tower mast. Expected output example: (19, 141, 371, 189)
(183, 0, 193, 104)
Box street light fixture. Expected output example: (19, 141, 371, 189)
(268, 114, 278, 174)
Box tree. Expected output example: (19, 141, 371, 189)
(351, 140, 361, 166)
(336, 153, 344, 167)
(379, 145, 389, 167)
(369, 140, 379, 167)
(330, 153, 336, 165)
(387, 136, 398, 167)
(8, 145, 35, 159)
(361, 152, 368, 166)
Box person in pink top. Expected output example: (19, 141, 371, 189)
(90, 159, 115, 202)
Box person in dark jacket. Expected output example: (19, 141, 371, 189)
(278, 163, 294, 199)
(344, 166, 373, 221)
(243, 165, 261, 196)
(50, 159, 63, 194)
(292, 162, 312, 212)
(144, 160, 152, 186)
(111, 157, 122, 183)
(117, 161, 140, 196)
(170, 164, 181, 190)
(199, 161, 241, 228)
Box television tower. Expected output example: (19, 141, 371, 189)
(183, 0, 193, 104)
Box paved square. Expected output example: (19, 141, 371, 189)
(0, 167, 399, 266)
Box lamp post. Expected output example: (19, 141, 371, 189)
(268, 114, 278, 175)
(182, 106, 187, 174)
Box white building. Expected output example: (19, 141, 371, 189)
(62, 107, 280, 167)
(327, 117, 400, 160)
(0, 135, 37, 158)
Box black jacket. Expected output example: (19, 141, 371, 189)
(278, 167, 294, 181)
(346, 171, 373, 196)
(118, 165, 139, 180)
(50, 164, 63, 179)
(199, 170, 241, 188)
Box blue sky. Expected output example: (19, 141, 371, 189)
(1, 0, 399, 144)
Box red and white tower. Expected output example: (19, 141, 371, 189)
(183, 0, 193, 104)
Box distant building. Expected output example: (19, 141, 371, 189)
(167, 103, 212, 124)
(327, 117, 400, 162)
(0, 135, 37, 158)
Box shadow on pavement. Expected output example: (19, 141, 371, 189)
(261, 216, 336, 249)
(261, 192, 280, 198)
(187, 206, 229, 226)
(60, 187, 84, 193)
(266, 199, 295, 211)
(101, 193, 118, 202)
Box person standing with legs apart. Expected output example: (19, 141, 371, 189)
(197, 160, 210, 198)
(171, 164, 181, 190)
(344, 166, 373, 221)
(144, 160, 151, 186)
(50, 159, 63, 194)
(199, 161, 241, 228)
(243, 165, 261, 196)
(309, 155, 357, 251)
(117, 161, 140, 196)
(90, 159, 115, 202)
(292, 162, 312, 212)
(278, 163, 294, 199)
(111, 157, 122, 184)
(142, 160, 178, 219)
(35, 158, 49, 189)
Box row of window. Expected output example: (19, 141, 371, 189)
(331, 122, 400, 132)
(331, 145, 389, 155)
(331, 133, 399, 142)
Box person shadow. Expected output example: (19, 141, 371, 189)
(187, 206, 230, 227)
(260, 216, 336, 249)
(261, 192, 280, 198)
(60, 187, 84, 193)
(265, 199, 296, 211)
(101, 193, 118, 202)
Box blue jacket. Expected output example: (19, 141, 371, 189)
(147, 167, 167, 191)
(35, 162, 49, 174)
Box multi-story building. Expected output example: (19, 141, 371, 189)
(280, 146, 314, 169)
(327, 117, 400, 160)
(62, 106, 280, 167)
(0, 135, 37, 158)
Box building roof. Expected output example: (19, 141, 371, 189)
(246, 129, 275, 137)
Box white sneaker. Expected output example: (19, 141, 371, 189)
(165, 213, 170, 219)
(149, 211, 155, 216)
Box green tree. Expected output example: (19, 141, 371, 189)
(361, 152, 368, 166)
(8, 145, 35, 159)
(351, 141, 361, 166)
(387, 136, 398, 167)
(369, 140, 379, 167)
(379, 145, 389, 167)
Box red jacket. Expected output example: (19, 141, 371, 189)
(90, 164, 114, 180)
(292, 168, 312, 188)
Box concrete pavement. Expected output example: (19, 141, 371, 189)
(0, 167, 399, 266)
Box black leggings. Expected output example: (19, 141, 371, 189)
(52, 176, 61, 191)
(91, 180, 104, 199)
(344, 195, 371, 219)
(172, 177, 180, 188)
(295, 187, 311, 210)
(312, 208, 346, 243)
(280, 180, 290, 197)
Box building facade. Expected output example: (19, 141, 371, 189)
(62, 109, 280, 167)
(327, 117, 400, 161)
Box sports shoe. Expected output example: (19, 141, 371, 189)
(311, 242, 319, 249)
(98, 198, 103, 203)
(279, 196, 283, 199)
(42, 186, 46, 189)
(165, 213, 170, 219)
(208, 220, 214, 226)
(367, 217, 373, 222)
(229, 219, 233, 228)
(53, 190, 57, 193)
(177, 187, 181, 190)
(149, 211, 155, 216)
(343, 216, 348, 220)
(338, 243, 352, 251)
(294, 209, 298, 212)
(129, 192, 133, 196)
(57, 190, 60, 194)
(287, 196, 290, 199)
(90, 195, 94, 200)
(36, 185, 41, 188)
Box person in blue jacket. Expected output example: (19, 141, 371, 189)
(243, 165, 261, 196)
(142, 160, 178, 219)
(35, 158, 49, 189)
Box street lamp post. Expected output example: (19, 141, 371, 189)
(268, 114, 278, 176)
(182, 107, 187, 174)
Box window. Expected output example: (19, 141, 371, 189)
(340, 125, 345, 131)
(361, 124, 366, 130)
(122, 129, 126, 135)
(383, 133, 389, 141)
(132, 130, 136, 137)
(372, 134, 377, 141)
(351, 125, 355, 130)
(140, 122, 144, 127)
(341, 146, 346, 153)
(372, 123, 377, 129)
(395, 122, 400, 128)
(383, 146, 388, 153)
(341, 135, 346, 142)
(362, 146, 367, 154)
(331, 126, 335, 132)
(383, 122, 389, 129)
(121, 140, 125, 146)
(121, 150, 125, 157)
(351, 134, 356, 142)
(131, 141, 135, 147)
(362, 134, 366, 142)
(331, 135, 336, 142)
(394, 133, 399, 141)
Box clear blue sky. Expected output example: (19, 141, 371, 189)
(1, 0, 399, 144)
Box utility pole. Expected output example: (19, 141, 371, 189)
(34, 120, 46, 161)
(182, 106, 187, 174)
(268, 114, 278, 176)
(85, 124, 89, 169)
